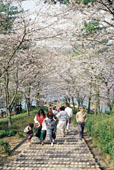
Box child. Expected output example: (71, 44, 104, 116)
(45, 115, 56, 146)
(24, 123, 34, 143)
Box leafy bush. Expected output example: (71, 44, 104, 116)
(0, 140, 10, 155)
(85, 115, 114, 158)
(0, 129, 17, 138)
(18, 131, 25, 138)
(72, 107, 78, 114)
(0, 130, 7, 138)
(72, 115, 77, 125)
(7, 129, 17, 136)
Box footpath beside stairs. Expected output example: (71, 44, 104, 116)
(1, 124, 100, 170)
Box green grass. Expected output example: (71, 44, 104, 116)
(85, 114, 114, 157)
(0, 106, 48, 131)
(72, 114, 77, 126)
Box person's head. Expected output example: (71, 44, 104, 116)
(60, 106, 65, 111)
(80, 106, 84, 112)
(48, 107, 53, 115)
(38, 109, 45, 117)
(66, 103, 70, 107)
(49, 103, 52, 107)
(48, 115, 53, 121)
(29, 123, 34, 129)
(53, 106, 56, 110)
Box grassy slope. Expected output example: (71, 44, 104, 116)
(0, 106, 48, 131)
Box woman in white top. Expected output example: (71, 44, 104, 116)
(34, 109, 47, 145)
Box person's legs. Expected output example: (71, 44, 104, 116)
(35, 127, 41, 138)
(27, 134, 33, 143)
(52, 130, 56, 142)
(57, 120, 66, 137)
(49, 129, 53, 143)
(66, 119, 69, 131)
(27, 138, 31, 143)
(63, 121, 66, 137)
(49, 129, 55, 146)
(78, 123, 83, 139)
(81, 123, 85, 138)
(40, 130, 46, 145)
(57, 120, 63, 129)
(57, 120, 63, 136)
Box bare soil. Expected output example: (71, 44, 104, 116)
(0, 135, 25, 166)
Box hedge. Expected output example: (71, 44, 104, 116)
(0, 129, 17, 138)
(85, 114, 114, 158)
(0, 140, 10, 155)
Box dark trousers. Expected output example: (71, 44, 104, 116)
(35, 127, 46, 141)
(48, 129, 56, 143)
(78, 122, 85, 139)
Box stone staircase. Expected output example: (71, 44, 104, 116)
(1, 125, 100, 170)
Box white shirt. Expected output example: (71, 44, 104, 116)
(53, 109, 58, 115)
(34, 115, 47, 130)
(34, 116, 38, 123)
(65, 107, 73, 118)
(56, 111, 69, 121)
(76, 111, 87, 123)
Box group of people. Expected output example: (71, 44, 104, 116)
(24, 104, 87, 146)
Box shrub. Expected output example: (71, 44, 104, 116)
(72, 107, 78, 114)
(0, 130, 8, 138)
(72, 114, 77, 126)
(0, 140, 10, 155)
(85, 114, 114, 158)
(0, 129, 17, 138)
(7, 129, 17, 136)
(18, 131, 25, 138)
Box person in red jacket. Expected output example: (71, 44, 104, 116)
(34, 109, 47, 145)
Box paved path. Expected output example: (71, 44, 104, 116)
(1, 125, 100, 170)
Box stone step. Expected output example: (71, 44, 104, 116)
(1, 125, 100, 170)
(3, 164, 98, 168)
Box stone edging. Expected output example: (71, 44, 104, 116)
(10, 137, 27, 154)
(84, 137, 101, 170)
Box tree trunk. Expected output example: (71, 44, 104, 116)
(95, 85, 100, 114)
(110, 88, 114, 114)
(36, 92, 40, 107)
(96, 99, 100, 114)
(8, 110, 12, 127)
(72, 96, 75, 107)
(80, 97, 85, 106)
(77, 99, 81, 110)
(88, 97, 91, 114)
(67, 97, 70, 104)
(64, 97, 67, 105)
(5, 70, 12, 127)
(26, 87, 31, 116)
(26, 97, 31, 116)
(94, 102, 97, 115)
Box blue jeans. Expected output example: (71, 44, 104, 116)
(78, 122, 85, 139)
(48, 129, 56, 143)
